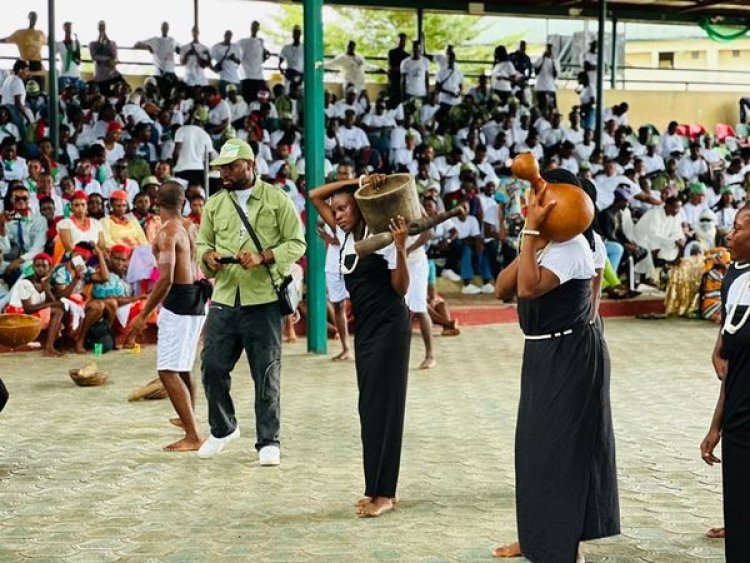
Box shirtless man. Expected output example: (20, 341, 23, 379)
(127, 181, 208, 452)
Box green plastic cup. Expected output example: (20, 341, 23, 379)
(94, 343, 103, 357)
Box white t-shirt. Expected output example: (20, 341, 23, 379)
(479, 193, 499, 230)
(208, 100, 232, 127)
(56, 40, 81, 78)
(1, 74, 25, 106)
(400, 57, 430, 98)
(454, 215, 481, 240)
(180, 42, 210, 86)
(101, 178, 140, 203)
(336, 126, 369, 151)
(238, 36, 267, 80)
(210, 42, 241, 83)
(491, 61, 515, 92)
(324, 225, 345, 274)
(435, 66, 463, 106)
(174, 125, 214, 172)
(6, 279, 45, 310)
(58, 217, 105, 247)
(539, 235, 595, 285)
(534, 56, 558, 92)
(142, 36, 177, 74)
(280, 43, 304, 73)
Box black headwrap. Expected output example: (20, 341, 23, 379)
(540, 168, 596, 251)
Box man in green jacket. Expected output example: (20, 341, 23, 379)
(196, 139, 306, 465)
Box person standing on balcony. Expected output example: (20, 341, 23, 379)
(210, 31, 241, 98)
(387, 33, 409, 105)
(134, 22, 179, 100)
(400, 41, 430, 102)
(582, 39, 599, 90)
(89, 21, 122, 96)
(279, 25, 304, 92)
(238, 21, 271, 104)
(534, 43, 559, 112)
(56, 22, 82, 92)
(0, 11, 46, 91)
(179, 27, 211, 88)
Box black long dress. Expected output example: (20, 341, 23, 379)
(344, 249, 411, 499)
(719, 263, 750, 562)
(515, 243, 620, 562)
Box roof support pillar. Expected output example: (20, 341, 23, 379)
(595, 0, 606, 151)
(610, 17, 618, 90)
(303, 0, 327, 354)
(417, 8, 424, 44)
(48, 0, 59, 158)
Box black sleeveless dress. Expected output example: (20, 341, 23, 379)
(344, 250, 411, 499)
(515, 251, 620, 562)
(719, 263, 750, 562)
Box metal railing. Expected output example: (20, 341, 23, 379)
(3, 45, 750, 91)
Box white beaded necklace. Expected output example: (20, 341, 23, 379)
(723, 262, 750, 334)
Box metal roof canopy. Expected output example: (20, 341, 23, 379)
(285, 0, 750, 25)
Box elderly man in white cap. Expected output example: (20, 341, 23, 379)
(196, 139, 306, 465)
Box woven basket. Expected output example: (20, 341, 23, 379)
(0, 314, 42, 348)
(69, 369, 109, 387)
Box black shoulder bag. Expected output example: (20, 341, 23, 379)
(230, 199, 299, 316)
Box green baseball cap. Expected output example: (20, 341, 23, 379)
(689, 182, 707, 195)
(210, 139, 256, 167)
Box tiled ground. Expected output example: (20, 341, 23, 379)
(0, 318, 727, 561)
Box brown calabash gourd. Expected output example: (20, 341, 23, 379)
(511, 153, 595, 242)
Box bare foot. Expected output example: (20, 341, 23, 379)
(355, 496, 399, 506)
(357, 496, 393, 518)
(332, 350, 352, 361)
(120, 340, 136, 350)
(163, 437, 203, 452)
(576, 547, 585, 563)
(441, 327, 461, 337)
(419, 356, 436, 369)
(492, 543, 522, 558)
(706, 527, 725, 539)
(169, 417, 185, 429)
(74, 343, 88, 354)
(284, 336, 298, 344)
(42, 348, 65, 357)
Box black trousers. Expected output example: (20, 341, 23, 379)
(201, 300, 282, 450)
(0, 378, 8, 412)
(155, 73, 178, 99)
(176, 169, 206, 188)
(723, 435, 750, 562)
(240, 79, 268, 103)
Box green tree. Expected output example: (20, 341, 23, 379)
(267, 6, 521, 81)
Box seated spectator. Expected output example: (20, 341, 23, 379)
(641, 137, 665, 175)
(713, 186, 736, 245)
(1, 138, 28, 181)
(87, 193, 106, 220)
(652, 158, 686, 195)
(450, 200, 494, 294)
(101, 190, 148, 249)
(91, 244, 146, 347)
(30, 171, 63, 216)
(57, 191, 106, 253)
(187, 194, 204, 225)
(634, 196, 685, 284)
(677, 142, 709, 184)
(2, 184, 46, 283)
(3, 252, 66, 356)
(598, 187, 647, 275)
(50, 242, 110, 354)
(0, 106, 20, 144)
(681, 182, 712, 234)
(73, 159, 102, 195)
(102, 159, 140, 203)
(658, 120, 685, 160)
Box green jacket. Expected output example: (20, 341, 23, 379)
(196, 180, 306, 307)
(128, 158, 152, 185)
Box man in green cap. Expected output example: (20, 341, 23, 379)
(196, 139, 306, 465)
(682, 181, 711, 233)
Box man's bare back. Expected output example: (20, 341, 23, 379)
(154, 218, 195, 286)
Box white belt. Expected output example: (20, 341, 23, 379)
(524, 328, 574, 341)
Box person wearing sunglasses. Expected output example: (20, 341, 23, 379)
(1, 184, 46, 285)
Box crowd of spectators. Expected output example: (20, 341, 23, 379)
(1, 13, 748, 354)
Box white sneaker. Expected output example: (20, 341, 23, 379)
(258, 445, 281, 466)
(461, 284, 481, 295)
(440, 269, 461, 282)
(481, 282, 495, 294)
(197, 426, 240, 459)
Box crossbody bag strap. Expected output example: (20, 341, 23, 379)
(229, 196, 279, 291)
